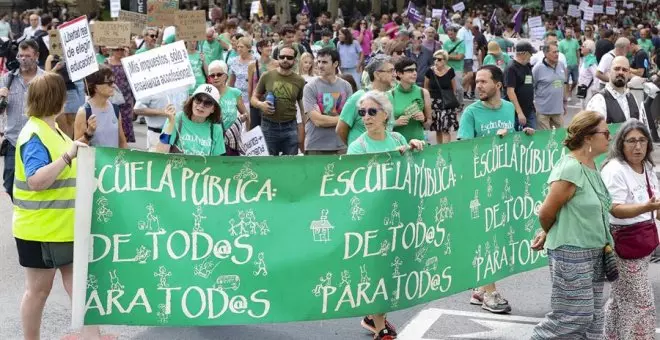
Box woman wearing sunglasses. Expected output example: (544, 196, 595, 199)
(208, 60, 248, 155)
(156, 84, 228, 156)
(74, 65, 127, 148)
(347, 91, 423, 340)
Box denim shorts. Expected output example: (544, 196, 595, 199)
(63, 82, 85, 113)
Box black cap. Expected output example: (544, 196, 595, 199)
(515, 41, 537, 53)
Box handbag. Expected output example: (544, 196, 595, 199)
(576, 78, 593, 99)
(431, 70, 460, 110)
(611, 168, 660, 259)
(582, 164, 619, 282)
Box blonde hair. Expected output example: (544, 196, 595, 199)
(299, 52, 314, 76)
(26, 73, 66, 118)
(582, 39, 596, 53)
(237, 36, 253, 49)
(433, 50, 448, 60)
(563, 110, 605, 150)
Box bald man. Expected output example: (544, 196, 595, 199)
(19, 13, 40, 41)
(595, 37, 630, 86)
(200, 27, 224, 63)
(586, 56, 648, 124)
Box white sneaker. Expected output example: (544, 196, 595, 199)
(481, 291, 512, 314)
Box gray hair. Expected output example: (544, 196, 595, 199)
(365, 55, 391, 82)
(603, 118, 655, 168)
(542, 41, 558, 53)
(446, 24, 460, 33)
(615, 37, 630, 50)
(582, 39, 596, 54)
(357, 90, 394, 125)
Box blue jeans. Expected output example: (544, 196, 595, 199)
(261, 118, 298, 156)
(515, 111, 537, 130)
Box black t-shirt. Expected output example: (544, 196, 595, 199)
(312, 22, 332, 42)
(632, 49, 649, 78)
(474, 32, 488, 57)
(425, 68, 455, 97)
(595, 39, 615, 63)
(504, 60, 535, 116)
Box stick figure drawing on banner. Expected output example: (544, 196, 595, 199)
(253, 252, 268, 276)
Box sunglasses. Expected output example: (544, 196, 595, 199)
(148, 34, 157, 39)
(434, 57, 444, 61)
(208, 72, 225, 79)
(279, 55, 295, 60)
(403, 68, 417, 73)
(194, 96, 215, 108)
(357, 108, 379, 116)
(393, 50, 405, 55)
(415, 36, 423, 40)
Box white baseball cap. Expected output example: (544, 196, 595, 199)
(192, 84, 221, 111)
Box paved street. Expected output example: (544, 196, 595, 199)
(1, 101, 660, 339)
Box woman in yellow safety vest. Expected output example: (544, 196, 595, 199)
(12, 72, 105, 339)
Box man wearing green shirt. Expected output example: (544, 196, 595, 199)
(313, 29, 335, 50)
(639, 28, 655, 56)
(459, 65, 534, 314)
(444, 25, 465, 106)
(558, 28, 580, 100)
(199, 27, 224, 63)
(136, 28, 159, 54)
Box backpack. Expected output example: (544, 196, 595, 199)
(84, 102, 120, 121)
(33, 30, 49, 67)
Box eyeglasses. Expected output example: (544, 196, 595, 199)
(624, 137, 648, 146)
(415, 36, 423, 40)
(393, 50, 405, 55)
(593, 130, 611, 139)
(279, 55, 295, 60)
(434, 57, 444, 61)
(377, 67, 395, 73)
(208, 73, 225, 79)
(194, 96, 215, 108)
(357, 108, 380, 116)
(148, 34, 157, 39)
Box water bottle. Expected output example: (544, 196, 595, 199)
(266, 92, 275, 109)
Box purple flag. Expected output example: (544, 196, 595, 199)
(441, 9, 449, 31)
(511, 7, 523, 33)
(406, 2, 424, 24)
(302, 0, 311, 15)
(490, 9, 498, 26)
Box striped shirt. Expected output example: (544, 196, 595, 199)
(1, 68, 44, 146)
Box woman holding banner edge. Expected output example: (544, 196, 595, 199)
(12, 72, 109, 340)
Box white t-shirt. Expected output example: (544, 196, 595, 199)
(601, 158, 660, 225)
(530, 51, 567, 70)
(597, 50, 615, 77)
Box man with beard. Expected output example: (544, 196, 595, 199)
(303, 48, 353, 155)
(0, 40, 44, 200)
(586, 56, 647, 125)
(251, 46, 306, 155)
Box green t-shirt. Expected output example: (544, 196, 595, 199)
(200, 39, 224, 63)
(339, 89, 394, 145)
(443, 38, 465, 72)
(347, 131, 407, 155)
(639, 38, 654, 55)
(218, 34, 232, 52)
(255, 70, 306, 122)
(164, 112, 227, 156)
(391, 84, 425, 141)
(544, 154, 612, 250)
(314, 40, 336, 49)
(219, 87, 242, 128)
(188, 52, 207, 95)
(136, 44, 158, 54)
(544, 29, 564, 40)
(482, 53, 510, 72)
(96, 53, 106, 65)
(558, 38, 580, 66)
(457, 100, 515, 139)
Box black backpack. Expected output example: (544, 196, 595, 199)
(33, 29, 50, 67)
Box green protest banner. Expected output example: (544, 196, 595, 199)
(72, 128, 576, 327)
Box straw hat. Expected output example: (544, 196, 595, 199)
(487, 41, 501, 55)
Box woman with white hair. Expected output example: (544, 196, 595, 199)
(578, 40, 598, 108)
(208, 60, 249, 155)
(348, 90, 425, 154)
(348, 90, 424, 340)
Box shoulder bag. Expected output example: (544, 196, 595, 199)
(431, 69, 459, 110)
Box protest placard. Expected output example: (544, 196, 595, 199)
(530, 26, 546, 40)
(406, 2, 424, 24)
(130, 0, 147, 14)
(119, 10, 148, 36)
(579, 0, 589, 11)
(58, 16, 98, 82)
(48, 29, 64, 57)
(175, 10, 206, 41)
(121, 40, 195, 100)
(92, 22, 132, 47)
(110, 0, 121, 18)
(148, 0, 179, 27)
(593, 5, 603, 14)
(70, 126, 618, 327)
(606, 6, 616, 15)
(528, 16, 542, 28)
(583, 7, 594, 21)
(250, 1, 262, 18)
(452, 2, 465, 12)
(568, 4, 581, 17)
(544, 0, 553, 12)
(242, 126, 269, 156)
(432, 8, 443, 18)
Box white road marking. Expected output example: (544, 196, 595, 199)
(398, 308, 660, 340)
(450, 319, 536, 339)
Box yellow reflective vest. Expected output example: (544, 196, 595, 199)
(13, 116, 76, 242)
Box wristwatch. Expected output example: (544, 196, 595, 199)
(84, 131, 94, 140)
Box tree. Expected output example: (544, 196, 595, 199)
(327, 0, 338, 19)
(275, 0, 291, 25)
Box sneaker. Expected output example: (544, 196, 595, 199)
(374, 328, 397, 340)
(469, 288, 484, 305)
(482, 291, 512, 314)
(139, 117, 146, 124)
(361, 317, 397, 336)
